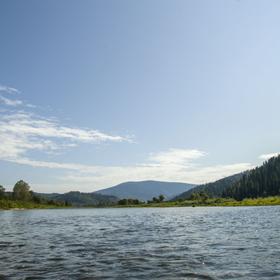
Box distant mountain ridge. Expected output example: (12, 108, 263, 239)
(95, 180, 195, 201)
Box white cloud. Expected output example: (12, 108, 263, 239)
(259, 153, 279, 161)
(26, 103, 37, 108)
(2, 112, 129, 142)
(0, 111, 131, 162)
(0, 84, 255, 192)
(2, 147, 254, 192)
(0, 84, 37, 108)
(0, 84, 23, 106)
(0, 112, 253, 191)
(149, 148, 206, 166)
(5, 157, 92, 171)
(56, 161, 254, 192)
(0, 95, 23, 106)
(0, 85, 20, 94)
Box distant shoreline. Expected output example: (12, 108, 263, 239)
(112, 196, 280, 208)
(0, 199, 71, 210)
(1, 196, 280, 210)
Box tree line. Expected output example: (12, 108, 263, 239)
(118, 194, 165, 205)
(222, 155, 280, 200)
(0, 180, 71, 206)
(177, 155, 280, 202)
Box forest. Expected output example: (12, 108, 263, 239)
(222, 155, 280, 200)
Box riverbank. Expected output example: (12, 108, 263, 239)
(0, 199, 70, 210)
(1, 196, 280, 210)
(113, 196, 280, 208)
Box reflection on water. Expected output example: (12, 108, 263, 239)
(0, 206, 280, 279)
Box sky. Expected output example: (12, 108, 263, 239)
(0, 0, 280, 193)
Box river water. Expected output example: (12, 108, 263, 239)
(0, 206, 279, 279)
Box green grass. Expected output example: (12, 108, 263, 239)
(2, 196, 280, 210)
(0, 199, 69, 210)
(113, 196, 280, 208)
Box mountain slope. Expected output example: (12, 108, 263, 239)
(223, 155, 280, 200)
(173, 172, 246, 201)
(37, 191, 118, 206)
(96, 180, 195, 201)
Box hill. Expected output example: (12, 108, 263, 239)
(223, 155, 280, 200)
(173, 172, 245, 201)
(95, 180, 195, 201)
(37, 191, 118, 206)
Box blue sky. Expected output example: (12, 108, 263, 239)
(1, 0, 280, 192)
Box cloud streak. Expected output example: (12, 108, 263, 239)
(149, 148, 207, 166)
(58, 161, 254, 191)
(0, 84, 36, 109)
(0, 95, 23, 106)
(0, 84, 24, 107)
(0, 111, 131, 161)
(0, 84, 131, 183)
(3, 147, 255, 192)
(0, 85, 20, 94)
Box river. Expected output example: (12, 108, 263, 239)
(0, 206, 279, 279)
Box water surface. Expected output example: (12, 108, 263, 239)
(0, 206, 279, 279)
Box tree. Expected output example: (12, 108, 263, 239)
(199, 191, 209, 203)
(158, 194, 165, 202)
(13, 180, 31, 201)
(189, 192, 208, 202)
(152, 197, 159, 203)
(118, 198, 143, 205)
(118, 199, 128, 205)
(0, 185, 5, 198)
(31, 192, 42, 204)
(190, 192, 199, 200)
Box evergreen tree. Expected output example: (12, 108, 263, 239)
(223, 155, 280, 200)
(0, 185, 5, 198)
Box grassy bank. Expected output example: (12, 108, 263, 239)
(114, 196, 280, 208)
(1, 196, 280, 210)
(0, 199, 69, 210)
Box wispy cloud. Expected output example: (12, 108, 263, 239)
(0, 84, 131, 180)
(0, 84, 23, 107)
(3, 146, 254, 192)
(259, 153, 279, 161)
(5, 157, 92, 171)
(0, 111, 131, 161)
(0, 84, 255, 192)
(30, 160, 253, 194)
(0, 84, 37, 108)
(55, 160, 254, 192)
(0, 95, 23, 106)
(0, 85, 20, 94)
(149, 148, 207, 166)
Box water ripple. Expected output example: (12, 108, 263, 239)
(0, 207, 279, 279)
